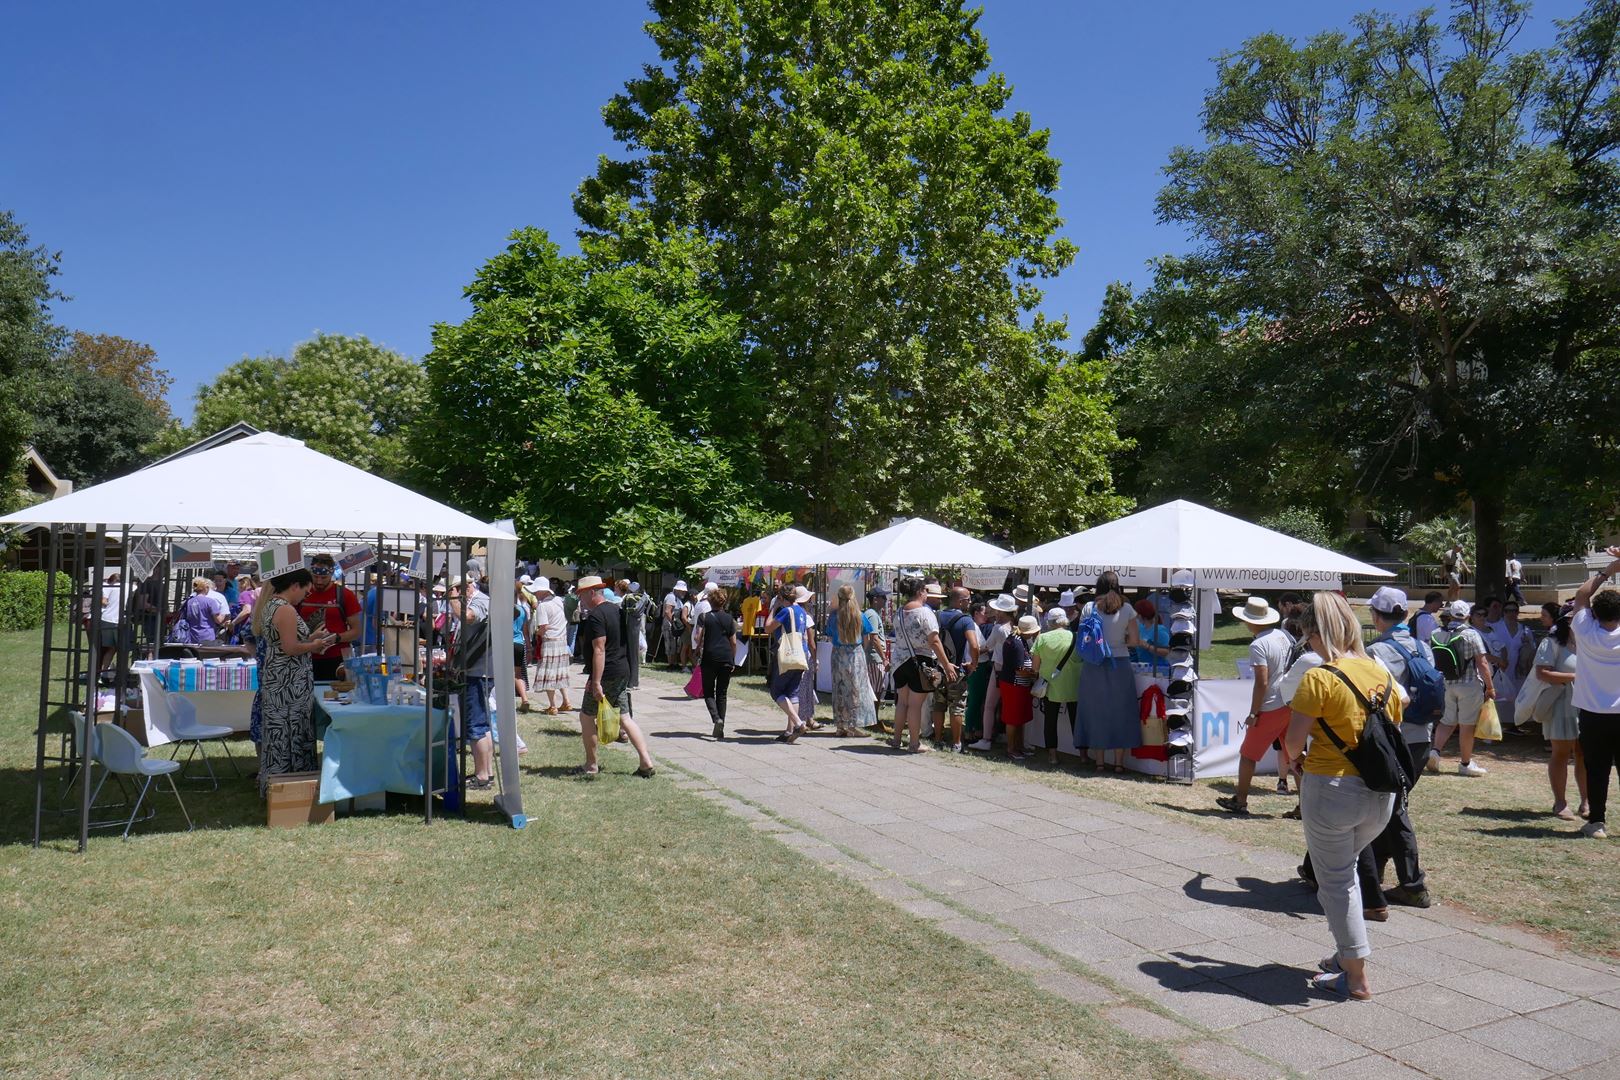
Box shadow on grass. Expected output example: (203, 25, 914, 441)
(1474, 823, 1585, 840)
(1455, 806, 1546, 822)
(1183, 871, 1319, 917)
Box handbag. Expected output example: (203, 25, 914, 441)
(1514, 664, 1548, 719)
(898, 608, 944, 691)
(1032, 629, 1078, 700)
(775, 607, 808, 673)
(684, 665, 704, 698)
(1475, 698, 1503, 742)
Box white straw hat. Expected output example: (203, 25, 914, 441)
(1231, 596, 1280, 626)
(989, 594, 1018, 613)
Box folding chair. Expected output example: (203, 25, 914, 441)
(166, 696, 241, 789)
(92, 723, 194, 838)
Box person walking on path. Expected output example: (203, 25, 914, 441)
(768, 586, 812, 742)
(693, 582, 738, 740)
(1570, 547, 1620, 839)
(1283, 592, 1403, 1001)
(1218, 596, 1294, 815)
(1032, 607, 1080, 766)
(1427, 600, 1496, 776)
(1364, 587, 1436, 908)
(1444, 544, 1467, 602)
(889, 576, 956, 754)
(827, 584, 879, 737)
(1532, 605, 1587, 821)
(574, 575, 655, 779)
(258, 567, 336, 796)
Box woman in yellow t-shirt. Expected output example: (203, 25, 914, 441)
(1283, 592, 1402, 1001)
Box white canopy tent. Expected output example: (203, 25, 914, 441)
(1000, 500, 1393, 588)
(690, 527, 835, 572)
(817, 518, 1010, 569)
(3, 432, 526, 845)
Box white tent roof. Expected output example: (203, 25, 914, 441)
(999, 500, 1391, 579)
(818, 518, 1010, 568)
(690, 526, 835, 571)
(0, 432, 511, 540)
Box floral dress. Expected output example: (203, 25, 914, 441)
(259, 596, 316, 796)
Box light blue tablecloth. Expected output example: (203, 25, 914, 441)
(317, 701, 449, 803)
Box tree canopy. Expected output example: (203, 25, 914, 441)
(63, 332, 173, 419)
(413, 227, 787, 569)
(24, 366, 166, 485)
(0, 211, 66, 509)
(158, 333, 425, 478)
(575, 0, 1128, 544)
(1115, 0, 1620, 572)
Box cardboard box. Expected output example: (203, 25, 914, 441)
(266, 772, 334, 828)
(95, 709, 149, 747)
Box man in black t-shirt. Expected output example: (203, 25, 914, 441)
(574, 576, 655, 779)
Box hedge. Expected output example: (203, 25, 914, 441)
(0, 571, 77, 632)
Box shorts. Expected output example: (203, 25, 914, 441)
(1447, 572, 1461, 587)
(98, 623, 121, 648)
(769, 668, 802, 703)
(461, 676, 493, 742)
(513, 641, 526, 669)
(582, 675, 631, 718)
(893, 655, 935, 694)
(1443, 680, 1484, 728)
(1240, 705, 1292, 763)
(933, 674, 969, 717)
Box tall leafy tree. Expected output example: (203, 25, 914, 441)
(1142, 0, 1620, 577)
(62, 332, 173, 418)
(0, 210, 66, 509)
(414, 227, 786, 568)
(162, 333, 426, 478)
(576, 0, 1127, 543)
(23, 367, 165, 485)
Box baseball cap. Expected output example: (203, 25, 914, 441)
(1445, 599, 1471, 620)
(1369, 586, 1409, 615)
(1169, 569, 1195, 588)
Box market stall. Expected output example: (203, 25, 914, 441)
(1001, 500, 1393, 779)
(4, 432, 524, 851)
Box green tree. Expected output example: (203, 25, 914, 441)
(172, 333, 426, 478)
(413, 227, 787, 568)
(576, 0, 1127, 543)
(23, 367, 166, 485)
(0, 211, 66, 509)
(1142, 0, 1620, 590)
(62, 332, 173, 418)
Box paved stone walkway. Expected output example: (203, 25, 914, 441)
(618, 678, 1620, 1079)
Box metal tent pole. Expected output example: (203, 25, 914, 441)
(79, 527, 107, 853)
(421, 534, 434, 825)
(32, 525, 62, 847)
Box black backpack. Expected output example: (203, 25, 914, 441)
(1429, 629, 1466, 681)
(1315, 665, 1418, 795)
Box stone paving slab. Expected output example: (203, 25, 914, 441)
(609, 676, 1620, 1078)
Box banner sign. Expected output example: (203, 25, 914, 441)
(170, 541, 214, 567)
(961, 567, 1011, 592)
(711, 567, 742, 587)
(128, 535, 164, 582)
(1027, 564, 1340, 591)
(258, 542, 304, 578)
(337, 544, 378, 576)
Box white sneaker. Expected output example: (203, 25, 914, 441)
(1458, 762, 1487, 777)
(1582, 821, 1608, 839)
(967, 739, 993, 751)
(1425, 751, 1440, 774)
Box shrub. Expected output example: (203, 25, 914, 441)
(0, 571, 76, 631)
(1257, 507, 1340, 551)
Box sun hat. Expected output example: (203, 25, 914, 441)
(989, 593, 1018, 613)
(1169, 568, 1196, 588)
(673, 580, 689, 593)
(924, 582, 947, 599)
(792, 585, 814, 603)
(1231, 596, 1280, 626)
(577, 575, 607, 592)
(1058, 590, 1077, 608)
(1045, 607, 1070, 628)
(1012, 584, 1031, 603)
(1445, 599, 1471, 620)
(531, 576, 552, 595)
(431, 583, 447, 594)
(519, 574, 533, 585)
(1016, 614, 1041, 636)
(1368, 586, 1409, 615)
(706, 581, 725, 596)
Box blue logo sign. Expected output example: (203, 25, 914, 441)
(1202, 711, 1230, 747)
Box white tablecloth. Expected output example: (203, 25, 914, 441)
(137, 670, 255, 747)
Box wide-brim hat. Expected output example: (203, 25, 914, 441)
(673, 580, 689, 593)
(1016, 614, 1041, 636)
(792, 585, 814, 603)
(532, 575, 553, 595)
(989, 594, 1018, 613)
(1045, 608, 1070, 628)
(1012, 584, 1031, 602)
(1058, 590, 1077, 608)
(577, 575, 607, 592)
(431, 584, 447, 594)
(924, 583, 947, 599)
(1232, 596, 1280, 626)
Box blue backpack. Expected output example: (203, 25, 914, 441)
(1076, 612, 1113, 665)
(1385, 638, 1445, 724)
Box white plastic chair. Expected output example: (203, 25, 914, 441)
(166, 695, 241, 789)
(92, 723, 194, 838)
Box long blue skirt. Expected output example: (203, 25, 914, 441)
(1073, 658, 1140, 750)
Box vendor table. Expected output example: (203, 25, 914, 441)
(134, 668, 256, 747)
(312, 697, 450, 804)
(1023, 673, 1275, 780)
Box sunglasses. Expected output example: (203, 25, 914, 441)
(311, 567, 334, 574)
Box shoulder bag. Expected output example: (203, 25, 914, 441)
(1032, 629, 1077, 700)
(899, 608, 945, 692)
(1315, 665, 1417, 795)
(775, 606, 808, 673)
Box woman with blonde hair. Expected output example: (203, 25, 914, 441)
(828, 584, 879, 737)
(1283, 591, 1402, 1000)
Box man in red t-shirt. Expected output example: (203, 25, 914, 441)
(297, 553, 362, 681)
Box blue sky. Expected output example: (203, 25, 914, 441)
(3, 1, 1583, 421)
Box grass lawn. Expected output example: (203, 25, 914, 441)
(645, 615, 1620, 962)
(0, 629, 1204, 1079)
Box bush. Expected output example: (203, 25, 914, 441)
(0, 571, 76, 631)
(1256, 507, 1340, 550)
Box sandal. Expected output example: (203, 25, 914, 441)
(566, 765, 599, 778)
(909, 745, 931, 754)
(1317, 954, 1343, 975)
(1216, 796, 1250, 816)
(633, 764, 656, 779)
(1554, 803, 1576, 821)
(1308, 970, 1371, 1000)
(888, 737, 903, 750)
(785, 726, 803, 744)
